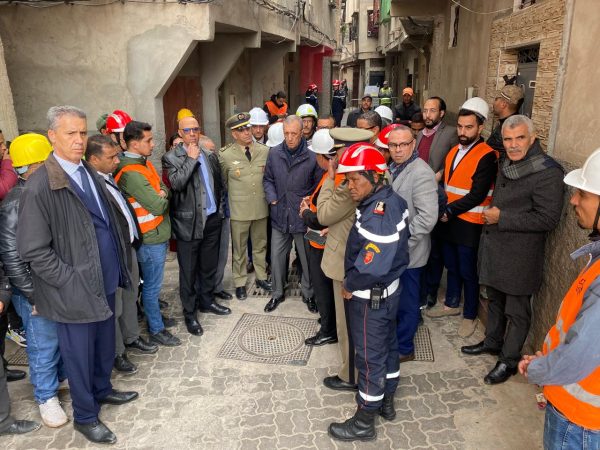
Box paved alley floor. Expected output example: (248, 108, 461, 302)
(3, 257, 544, 450)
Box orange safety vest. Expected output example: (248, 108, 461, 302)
(114, 161, 164, 234)
(264, 100, 288, 118)
(542, 258, 600, 430)
(307, 173, 345, 249)
(444, 142, 496, 225)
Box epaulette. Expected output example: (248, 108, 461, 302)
(220, 142, 234, 153)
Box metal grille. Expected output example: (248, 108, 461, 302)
(414, 325, 435, 362)
(218, 313, 319, 366)
(251, 267, 302, 298)
(6, 347, 28, 366)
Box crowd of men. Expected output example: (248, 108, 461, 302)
(0, 79, 598, 449)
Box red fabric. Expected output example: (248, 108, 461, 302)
(0, 159, 18, 201)
(417, 133, 434, 164)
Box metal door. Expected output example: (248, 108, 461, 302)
(516, 46, 539, 118)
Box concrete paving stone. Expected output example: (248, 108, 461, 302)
(320, 392, 354, 407)
(239, 439, 261, 450)
(308, 406, 348, 421)
(258, 436, 280, 449)
(427, 428, 466, 445)
(419, 415, 457, 433)
(421, 393, 451, 416)
(239, 423, 278, 440)
(276, 432, 314, 449)
(401, 420, 430, 448)
(270, 372, 288, 391)
(312, 430, 338, 450)
(407, 397, 433, 419)
(240, 412, 275, 428)
(304, 388, 323, 408)
(273, 396, 308, 412)
(383, 420, 412, 448)
(412, 373, 436, 395)
(440, 389, 471, 404)
(446, 400, 482, 414)
(291, 409, 313, 434)
(275, 410, 295, 435)
(285, 372, 304, 390)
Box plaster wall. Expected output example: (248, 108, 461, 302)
(0, 36, 17, 139)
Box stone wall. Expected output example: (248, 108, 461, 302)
(0, 36, 18, 140)
(485, 0, 566, 146)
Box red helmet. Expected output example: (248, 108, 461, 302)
(337, 143, 387, 174)
(332, 79, 340, 86)
(106, 110, 132, 133)
(375, 124, 404, 149)
(308, 83, 318, 91)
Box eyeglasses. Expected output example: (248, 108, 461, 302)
(180, 127, 200, 134)
(388, 139, 415, 150)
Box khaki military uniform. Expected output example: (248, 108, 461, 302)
(220, 142, 270, 287)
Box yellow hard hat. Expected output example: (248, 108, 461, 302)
(10, 133, 52, 168)
(177, 108, 195, 122)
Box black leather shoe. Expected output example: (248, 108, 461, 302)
(426, 294, 437, 309)
(264, 296, 285, 313)
(304, 296, 318, 313)
(236, 287, 247, 301)
(125, 337, 158, 354)
(199, 302, 231, 315)
(461, 341, 501, 356)
(323, 375, 358, 391)
(114, 354, 137, 375)
(150, 329, 181, 347)
(328, 408, 377, 442)
(98, 389, 139, 405)
(399, 353, 415, 363)
(158, 299, 169, 309)
(6, 369, 26, 382)
(184, 315, 204, 336)
(305, 332, 337, 346)
(215, 290, 233, 300)
(162, 315, 177, 328)
(484, 361, 517, 385)
(379, 393, 396, 421)
(74, 420, 116, 444)
(0, 419, 41, 436)
(256, 279, 273, 292)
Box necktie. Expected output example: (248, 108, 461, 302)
(245, 146, 251, 162)
(78, 166, 95, 203)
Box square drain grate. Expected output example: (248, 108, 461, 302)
(217, 313, 319, 366)
(250, 267, 302, 298)
(6, 347, 28, 366)
(414, 325, 434, 362)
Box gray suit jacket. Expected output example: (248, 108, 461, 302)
(391, 158, 438, 269)
(415, 121, 458, 173)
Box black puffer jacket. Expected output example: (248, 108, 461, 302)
(0, 180, 34, 301)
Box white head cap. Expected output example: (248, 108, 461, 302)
(249, 107, 269, 126)
(564, 148, 600, 196)
(308, 129, 335, 155)
(460, 97, 489, 121)
(374, 105, 393, 123)
(266, 122, 284, 147)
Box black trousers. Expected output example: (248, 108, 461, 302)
(484, 286, 532, 369)
(57, 293, 116, 424)
(0, 312, 7, 370)
(0, 348, 14, 432)
(306, 245, 336, 336)
(177, 214, 222, 316)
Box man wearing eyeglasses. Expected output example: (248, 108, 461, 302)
(388, 127, 438, 363)
(162, 115, 229, 337)
(219, 113, 272, 301)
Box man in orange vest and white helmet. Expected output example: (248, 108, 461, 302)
(519, 148, 600, 449)
(426, 97, 497, 339)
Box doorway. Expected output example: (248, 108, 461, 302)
(516, 45, 539, 118)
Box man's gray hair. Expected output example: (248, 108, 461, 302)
(47, 105, 86, 130)
(198, 136, 215, 150)
(359, 110, 382, 129)
(502, 114, 534, 136)
(283, 115, 302, 129)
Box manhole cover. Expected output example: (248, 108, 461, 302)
(239, 322, 305, 357)
(414, 325, 434, 362)
(218, 313, 319, 366)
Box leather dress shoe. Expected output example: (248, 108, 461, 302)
(264, 296, 285, 313)
(256, 279, 273, 292)
(304, 296, 318, 313)
(113, 354, 137, 375)
(6, 369, 26, 382)
(461, 340, 501, 356)
(199, 302, 231, 315)
(0, 419, 41, 436)
(150, 329, 181, 347)
(399, 352, 415, 363)
(323, 375, 358, 392)
(184, 315, 204, 336)
(484, 361, 517, 385)
(215, 290, 233, 300)
(236, 286, 247, 301)
(158, 299, 169, 309)
(305, 331, 337, 346)
(98, 389, 139, 405)
(125, 337, 158, 354)
(74, 420, 116, 444)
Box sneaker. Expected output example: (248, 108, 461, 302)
(39, 396, 68, 428)
(6, 327, 27, 347)
(150, 329, 181, 347)
(458, 319, 477, 338)
(425, 305, 461, 318)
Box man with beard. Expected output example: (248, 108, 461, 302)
(426, 97, 497, 339)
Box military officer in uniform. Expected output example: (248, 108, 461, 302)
(220, 113, 272, 300)
(328, 143, 410, 442)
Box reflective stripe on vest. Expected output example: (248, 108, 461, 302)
(114, 161, 164, 234)
(542, 258, 600, 430)
(444, 142, 496, 225)
(354, 209, 409, 244)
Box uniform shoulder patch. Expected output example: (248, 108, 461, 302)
(220, 143, 234, 153)
(374, 201, 386, 216)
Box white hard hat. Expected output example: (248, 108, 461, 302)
(266, 122, 284, 147)
(460, 97, 489, 121)
(296, 103, 318, 119)
(564, 148, 600, 196)
(374, 105, 393, 123)
(249, 107, 269, 126)
(308, 129, 335, 155)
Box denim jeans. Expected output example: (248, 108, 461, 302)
(136, 242, 167, 334)
(11, 292, 65, 404)
(544, 402, 600, 450)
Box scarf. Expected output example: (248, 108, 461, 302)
(501, 140, 563, 180)
(390, 148, 419, 181)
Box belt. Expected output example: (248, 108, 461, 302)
(352, 278, 400, 300)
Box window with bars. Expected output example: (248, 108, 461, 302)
(367, 9, 379, 38)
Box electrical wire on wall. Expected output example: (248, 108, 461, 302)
(449, 0, 513, 16)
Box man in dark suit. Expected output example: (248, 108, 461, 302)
(17, 106, 138, 444)
(163, 115, 229, 337)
